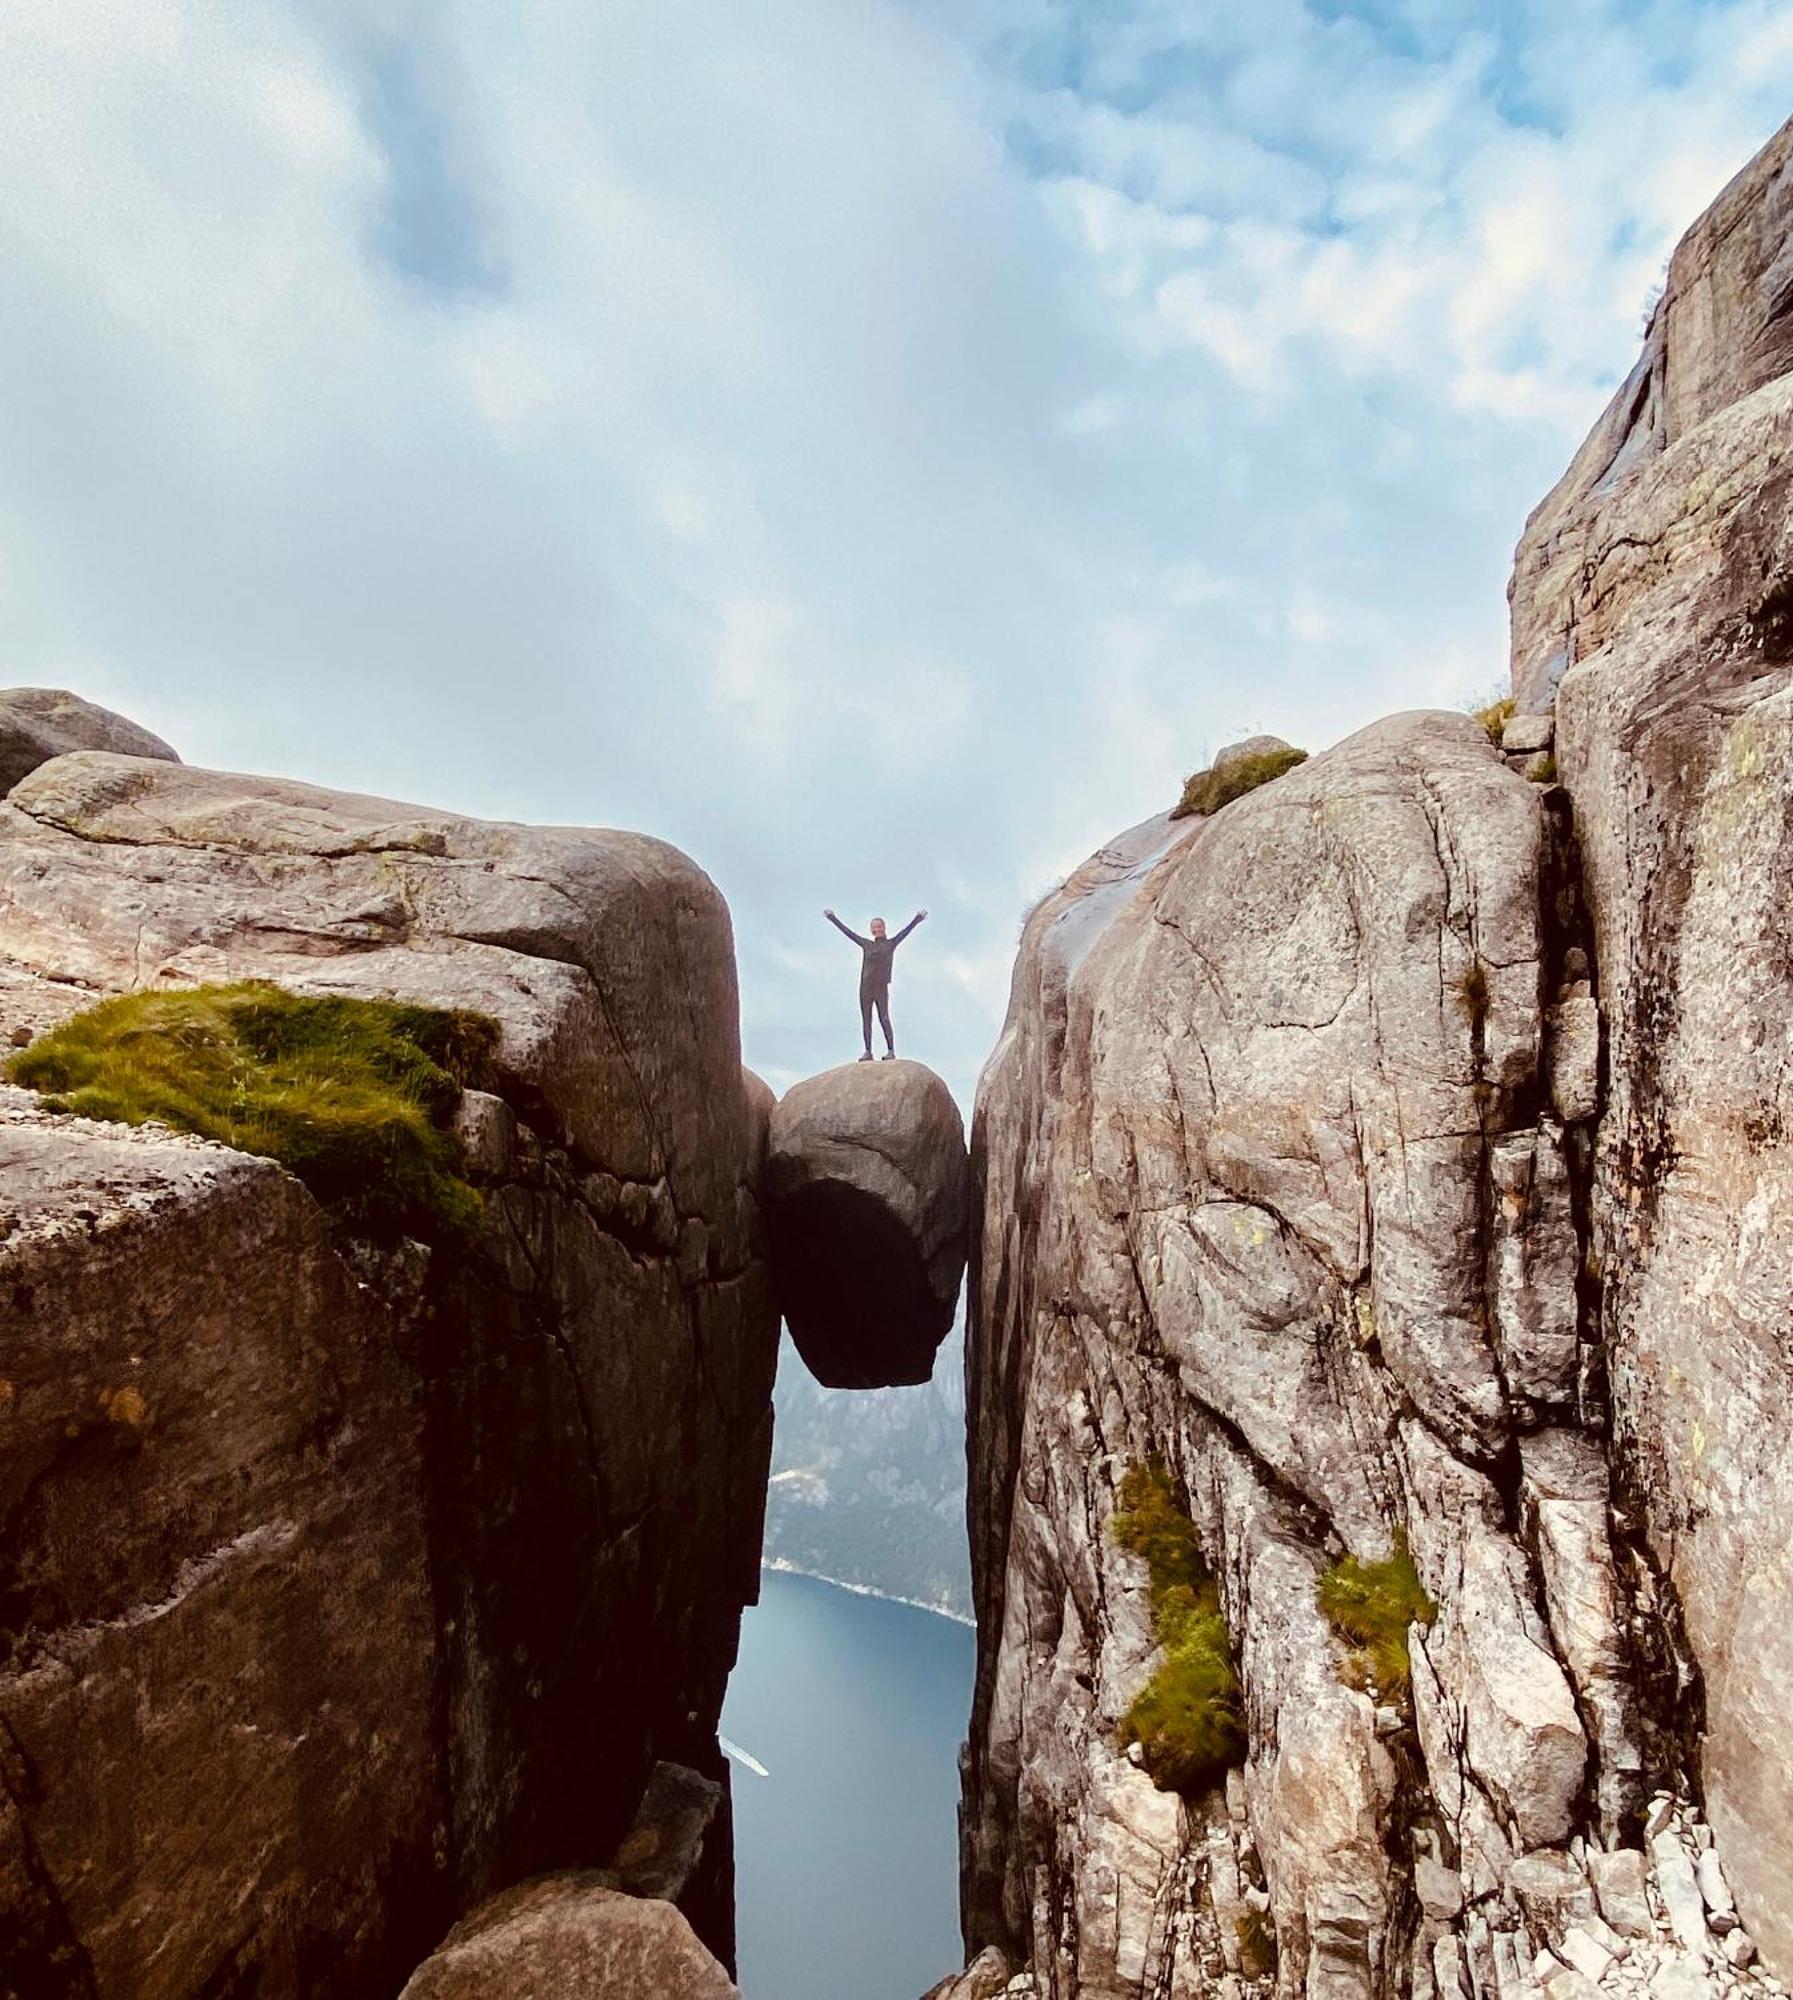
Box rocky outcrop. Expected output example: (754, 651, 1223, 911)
(1510, 112, 1793, 1979)
(398, 1876, 741, 1999)
(960, 112, 1793, 2000)
(0, 744, 779, 1994)
(765, 1059, 969, 1388)
(0, 687, 178, 794)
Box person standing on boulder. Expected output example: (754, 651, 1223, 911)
(823, 908, 926, 1061)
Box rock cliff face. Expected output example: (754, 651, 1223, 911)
(961, 116, 1793, 2000)
(0, 748, 779, 1994)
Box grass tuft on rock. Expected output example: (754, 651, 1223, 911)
(1471, 695, 1516, 744)
(1113, 1458, 1244, 1793)
(7, 982, 499, 1237)
(1316, 1529, 1437, 1704)
(1172, 746, 1307, 821)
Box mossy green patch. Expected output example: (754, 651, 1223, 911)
(1528, 752, 1558, 785)
(1316, 1529, 1437, 1704)
(1172, 746, 1308, 821)
(1113, 1459, 1244, 1793)
(7, 981, 499, 1237)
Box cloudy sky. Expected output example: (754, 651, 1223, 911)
(3, 2, 1791, 1108)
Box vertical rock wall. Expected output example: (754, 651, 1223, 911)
(961, 113, 1793, 2000)
(0, 752, 781, 1995)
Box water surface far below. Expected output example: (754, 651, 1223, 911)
(722, 1568, 974, 2000)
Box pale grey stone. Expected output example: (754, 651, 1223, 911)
(1591, 1850, 1656, 1941)
(1653, 1836, 1710, 1956)
(1503, 713, 1557, 756)
(1510, 1851, 1598, 1946)
(1560, 1927, 1616, 1984)
(1648, 1959, 1711, 2000)
(1546, 995, 1601, 1124)
(1697, 1851, 1734, 1920)
(1724, 1933, 1757, 1971)
(453, 1088, 514, 1179)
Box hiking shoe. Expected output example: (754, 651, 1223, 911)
(858, 1052, 874, 1062)
(881, 1051, 896, 1060)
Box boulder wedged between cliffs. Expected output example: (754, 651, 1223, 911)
(764, 1058, 969, 1389)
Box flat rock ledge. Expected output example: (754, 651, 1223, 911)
(764, 1058, 969, 1389)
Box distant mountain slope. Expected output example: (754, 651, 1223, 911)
(763, 1321, 971, 1620)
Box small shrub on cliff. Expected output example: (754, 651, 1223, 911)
(1316, 1529, 1436, 1704)
(1172, 746, 1307, 821)
(7, 982, 498, 1236)
(1113, 1459, 1244, 1793)
(1470, 694, 1515, 744)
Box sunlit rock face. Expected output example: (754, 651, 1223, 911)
(764, 1058, 969, 1389)
(1514, 110, 1793, 1980)
(960, 111, 1793, 2000)
(0, 741, 778, 1996)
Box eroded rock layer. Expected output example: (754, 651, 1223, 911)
(0, 749, 779, 1996)
(960, 112, 1793, 2000)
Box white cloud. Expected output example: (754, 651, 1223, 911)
(0, 0, 1790, 1112)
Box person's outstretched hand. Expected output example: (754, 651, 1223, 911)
(823, 907, 835, 919)
(915, 909, 928, 922)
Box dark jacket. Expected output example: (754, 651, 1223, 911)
(827, 913, 921, 992)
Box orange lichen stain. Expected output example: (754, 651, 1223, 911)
(98, 1385, 148, 1428)
(0, 1377, 13, 1415)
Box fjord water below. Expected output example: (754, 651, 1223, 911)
(722, 1568, 975, 2000)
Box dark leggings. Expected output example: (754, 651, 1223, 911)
(861, 986, 892, 1054)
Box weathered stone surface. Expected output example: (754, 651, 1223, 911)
(962, 112, 1793, 2000)
(597, 1761, 731, 1950)
(923, 1945, 1015, 2000)
(398, 1876, 741, 1999)
(961, 710, 1635, 1998)
(1502, 713, 1556, 756)
(1546, 994, 1600, 1124)
(1510, 110, 1793, 1980)
(1213, 732, 1298, 774)
(0, 1105, 438, 1997)
(1588, 1849, 1653, 1941)
(764, 1058, 968, 1388)
(0, 686, 177, 793)
(0, 750, 779, 1995)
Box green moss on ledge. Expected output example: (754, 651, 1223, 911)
(1113, 1458, 1244, 1793)
(1316, 1529, 1437, 1704)
(1172, 746, 1307, 820)
(7, 981, 499, 1237)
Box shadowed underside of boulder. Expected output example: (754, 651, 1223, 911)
(765, 1059, 969, 1389)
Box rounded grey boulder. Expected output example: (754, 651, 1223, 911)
(0, 687, 178, 793)
(764, 1059, 969, 1389)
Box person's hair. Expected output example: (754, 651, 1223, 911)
(872, 916, 886, 928)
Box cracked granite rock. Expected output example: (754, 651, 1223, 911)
(0, 744, 779, 1996)
(962, 113, 1793, 2000)
(1512, 109, 1793, 1980)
